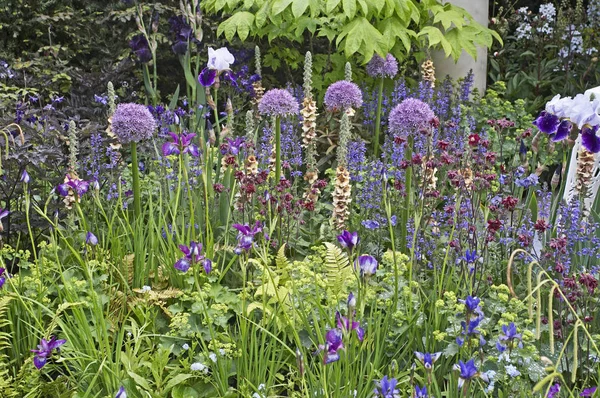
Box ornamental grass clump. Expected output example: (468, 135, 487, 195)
(111, 103, 156, 219)
(258, 88, 299, 182)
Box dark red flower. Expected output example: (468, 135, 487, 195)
(468, 134, 481, 147)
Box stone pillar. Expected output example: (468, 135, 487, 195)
(431, 0, 489, 94)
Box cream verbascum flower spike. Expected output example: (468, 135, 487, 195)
(332, 113, 352, 230)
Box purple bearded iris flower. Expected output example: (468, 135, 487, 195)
(31, 336, 66, 369)
(356, 255, 378, 276)
(533, 111, 561, 135)
(320, 328, 344, 364)
(57, 175, 90, 197)
(373, 376, 400, 397)
(415, 351, 442, 370)
(174, 242, 212, 274)
(337, 230, 359, 250)
(232, 221, 263, 254)
(335, 311, 364, 341)
(168, 15, 193, 55)
(552, 120, 572, 141)
(198, 47, 235, 87)
(582, 125, 600, 153)
(129, 34, 152, 63)
(162, 132, 199, 157)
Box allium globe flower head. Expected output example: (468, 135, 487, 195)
(366, 53, 398, 79)
(258, 89, 299, 117)
(111, 103, 157, 144)
(324, 81, 363, 112)
(388, 98, 436, 137)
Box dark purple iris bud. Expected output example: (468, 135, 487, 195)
(86, 231, 99, 246)
(582, 125, 600, 153)
(415, 351, 441, 370)
(356, 255, 378, 277)
(0, 267, 6, 289)
(532, 111, 560, 135)
(337, 230, 359, 250)
(31, 336, 66, 369)
(552, 119, 572, 141)
(129, 34, 152, 63)
(202, 258, 212, 274)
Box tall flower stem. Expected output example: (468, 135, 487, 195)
(130, 142, 142, 220)
(373, 78, 384, 158)
(275, 117, 282, 182)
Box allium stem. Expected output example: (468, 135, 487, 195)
(373, 77, 384, 158)
(275, 117, 282, 182)
(130, 142, 141, 220)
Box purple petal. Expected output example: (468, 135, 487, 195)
(178, 245, 191, 256)
(33, 355, 47, 369)
(203, 258, 212, 274)
(186, 144, 200, 157)
(174, 258, 191, 272)
(582, 126, 600, 153)
(533, 111, 560, 135)
(355, 326, 365, 342)
(553, 120, 572, 141)
(162, 142, 179, 156)
(199, 68, 217, 87)
(324, 352, 340, 364)
(56, 183, 70, 197)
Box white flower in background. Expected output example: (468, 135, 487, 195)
(182, 343, 190, 350)
(545, 94, 573, 118)
(207, 47, 235, 71)
(141, 285, 151, 293)
(539, 3, 556, 19)
(516, 23, 532, 40)
(505, 364, 521, 377)
(191, 362, 208, 373)
(568, 94, 600, 128)
(209, 352, 217, 363)
(219, 348, 226, 356)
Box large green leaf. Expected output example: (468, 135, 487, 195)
(272, 0, 293, 15)
(419, 26, 452, 58)
(292, 0, 310, 18)
(217, 11, 255, 41)
(337, 17, 386, 61)
(342, 0, 357, 19)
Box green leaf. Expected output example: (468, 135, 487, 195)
(371, 0, 385, 14)
(217, 12, 255, 41)
(255, 2, 270, 28)
(337, 17, 386, 61)
(342, 0, 356, 19)
(165, 374, 194, 392)
(378, 17, 412, 52)
(326, 0, 341, 14)
(172, 386, 199, 398)
(418, 26, 452, 58)
(292, 0, 310, 18)
(127, 371, 152, 391)
(272, 0, 293, 15)
(433, 8, 466, 30)
(168, 85, 180, 110)
(357, 0, 368, 14)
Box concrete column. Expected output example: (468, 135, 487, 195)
(431, 0, 489, 94)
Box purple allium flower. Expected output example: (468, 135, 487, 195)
(258, 89, 299, 117)
(548, 383, 561, 398)
(162, 132, 199, 157)
(582, 125, 600, 153)
(31, 336, 66, 369)
(415, 385, 428, 398)
(388, 98, 435, 136)
(232, 221, 263, 254)
(356, 255, 378, 276)
(337, 230, 359, 250)
(324, 81, 363, 111)
(335, 311, 364, 341)
(533, 111, 561, 135)
(85, 231, 98, 246)
(366, 53, 398, 78)
(129, 34, 152, 63)
(0, 267, 6, 289)
(321, 328, 344, 364)
(112, 103, 157, 144)
(20, 169, 30, 183)
(553, 120, 572, 141)
(581, 387, 597, 397)
(115, 386, 127, 398)
(373, 376, 400, 398)
(415, 351, 441, 370)
(456, 359, 479, 389)
(57, 175, 90, 197)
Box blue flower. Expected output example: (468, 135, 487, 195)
(174, 242, 211, 274)
(362, 220, 380, 230)
(414, 385, 428, 398)
(455, 359, 479, 389)
(31, 336, 66, 369)
(115, 386, 127, 398)
(85, 231, 99, 246)
(20, 169, 30, 183)
(373, 376, 400, 397)
(533, 111, 560, 134)
(320, 328, 344, 364)
(415, 351, 442, 370)
(232, 221, 263, 254)
(335, 311, 364, 341)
